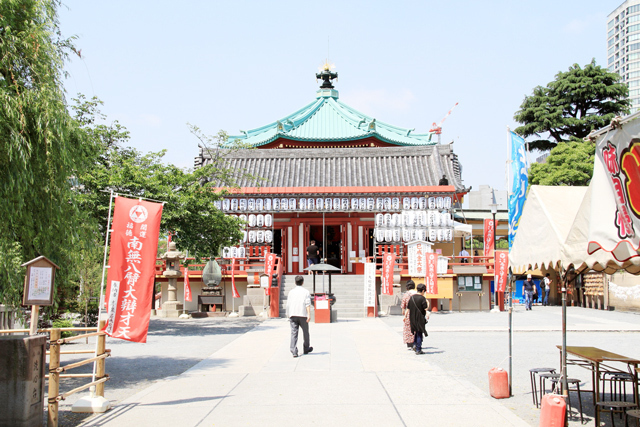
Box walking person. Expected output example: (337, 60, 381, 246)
(306, 240, 320, 267)
(286, 275, 313, 358)
(523, 274, 535, 310)
(409, 283, 430, 355)
(543, 273, 551, 306)
(401, 280, 417, 350)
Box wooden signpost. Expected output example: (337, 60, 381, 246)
(21, 256, 59, 335)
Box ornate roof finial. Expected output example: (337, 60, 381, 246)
(316, 61, 338, 89)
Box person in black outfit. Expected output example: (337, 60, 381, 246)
(409, 283, 430, 355)
(523, 274, 535, 310)
(306, 240, 320, 267)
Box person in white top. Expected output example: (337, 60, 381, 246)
(286, 275, 313, 358)
(543, 273, 551, 306)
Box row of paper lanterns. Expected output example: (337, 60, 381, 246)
(222, 246, 247, 259)
(236, 230, 274, 244)
(218, 196, 453, 212)
(227, 214, 273, 228)
(375, 227, 454, 243)
(376, 211, 453, 228)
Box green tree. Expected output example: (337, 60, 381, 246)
(0, 0, 91, 312)
(514, 59, 630, 151)
(529, 139, 595, 186)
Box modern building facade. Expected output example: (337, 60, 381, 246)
(608, 0, 640, 113)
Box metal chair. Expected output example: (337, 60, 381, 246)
(550, 377, 585, 424)
(626, 409, 640, 426)
(595, 401, 636, 427)
(529, 368, 556, 407)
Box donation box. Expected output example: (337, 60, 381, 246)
(314, 294, 331, 323)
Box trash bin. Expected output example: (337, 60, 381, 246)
(314, 294, 331, 323)
(0, 335, 46, 427)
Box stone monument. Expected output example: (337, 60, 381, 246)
(159, 242, 184, 318)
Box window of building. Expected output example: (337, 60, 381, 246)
(630, 33, 640, 43)
(629, 42, 640, 52)
(629, 80, 640, 88)
(628, 23, 640, 33)
(610, 19, 616, 29)
(609, 46, 616, 56)
(457, 276, 482, 292)
(629, 70, 640, 79)
(629, 89, 640, 97)
(609, 28, 615, 38)
(609, 38, 615, 47)
(610, 56, 615, 65)
(629, 14, 640, 24)
(629, 52, 640, 61)
(629, 5, 640, 14)
(629, 61, 640, 70)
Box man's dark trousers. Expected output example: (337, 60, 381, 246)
(289, 316, 310, 356)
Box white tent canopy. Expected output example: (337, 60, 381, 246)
(453, 221, 472, 238)
(509, 185, 640, 275)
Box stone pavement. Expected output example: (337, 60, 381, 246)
(80, 318, 529, 427)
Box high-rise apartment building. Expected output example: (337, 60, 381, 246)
(609, 0, 640, 113)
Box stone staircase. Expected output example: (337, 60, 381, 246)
(279, 274, 366, 318)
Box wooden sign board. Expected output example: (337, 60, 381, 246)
(22, 256, 59, 306)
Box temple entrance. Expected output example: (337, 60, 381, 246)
(308, 224, 342, 270)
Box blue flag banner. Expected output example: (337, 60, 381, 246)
(508, 131, 528, 249)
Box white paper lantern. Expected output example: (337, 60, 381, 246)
(384, 213, 392, 227)
(324, 198, 332, 210)
(256, 198, 264, 211)
(411, 229, 417, 241)
(444, 196, 452, 209)
(231, 198, 239, 211)
(248, 231, 256, 243)
(265, 230, 273, 243)
(352, 198, 359, 210)
(403, 229, 411, 242)
(265, 214, 273, 227)
(307, 198, 315, 210)
(384, 229, 393, 242)
(230, 246, 238, 258)
(436, 228, 444, 242)
(241, 231, 247, 243)
(376, 228, 385, 242)
(289, 198, 296, 210)
(366, 198, 374, 210)
(419, 211, 428, 227)
(436, 196, 444, 209)
(316, 198, 324, 210)
(342, 198, 349, 210)
(248, 214, 256, 227)
(333, 198, 341, 210)
(273, 198, 280, 210)
(359, 198, 367, 210)
(403, 197, 411, 210)
(376, 198, 384, 210)
(281, 198, 289, 210)
(239, 199, 247, 211)
(248, 198, 255, 211)
(427, 210, 436, 226)
(393, 228, 401, 242)
(376, 213, 384, 227)
(239, 214, 247, 223)
(223, 199, 230, 211)
(444, 228, 453, 241)
(256, 230, 264, 243)
(264, 198, 272, 211)
(428, 228, 437, 242)
(222, 247, 230, 258)
(411, 197, 419, 210)
(407, 212, 415, 228)
(418, 197, 427, 210)
(403, 211, 411, 227)
(428, 197, 436, 210)
(214, 200, 222, 210)
(391, 213, 400, 227)
(384, 197, 392, 210)
(299, 198, 307, 210)
(392, 197, 400, 210)
(238, 247, 246, 258)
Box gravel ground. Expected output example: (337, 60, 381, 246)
(46, 316, 263, 426)
(381, 306, 640, 427)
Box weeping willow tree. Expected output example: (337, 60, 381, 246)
(0, 0, 92, 314)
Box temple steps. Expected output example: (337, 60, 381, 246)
(279, 274, 367, 318)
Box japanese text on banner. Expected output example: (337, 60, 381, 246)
(104, 197, 162, 343)
(382, 253, 395, 295)
(484, 219, 495, 258)
(494, 251, 509, 293)
(425, 253, 438, 295)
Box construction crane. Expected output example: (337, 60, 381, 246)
(429, 102, 458, 144)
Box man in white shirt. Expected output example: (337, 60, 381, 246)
(286, 275, 313, 358)
(459, 248, 470, 263)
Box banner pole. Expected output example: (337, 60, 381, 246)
(92, 190, 115, 382)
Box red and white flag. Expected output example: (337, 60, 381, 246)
(231, 258, 240, 298)
(104, 197, 162, 343)
(495, 251, 509, 292)
(425, 253, 438, 295)
(484, 218, 495, 258)
(381, 252, 395, 295)
(264, 252, 276, 296)
(183, 267, 192, 302)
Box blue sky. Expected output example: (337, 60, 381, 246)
(59, 0, 613, 191)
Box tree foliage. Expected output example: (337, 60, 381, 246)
(529, 139, 595, 186)
(514, 59, 630, 151)
(0, 0, 90, 312)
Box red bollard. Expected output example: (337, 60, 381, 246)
(488, 367, 509, 399)
(539, 394, 566, 427)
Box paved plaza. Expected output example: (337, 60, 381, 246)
(49, 306, 640, 427)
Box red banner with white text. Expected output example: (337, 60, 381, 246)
(231, 258, 240, 298)
(104, 197, 162, 343)
(382, 253, 395, 295)
(484, 218, 495, 258)
(494, 251, 508, 292)
(183, 267, 192, 302)
(264, 252, 277, 295)
(425, 253, 438, 295)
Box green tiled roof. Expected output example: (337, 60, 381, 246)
(223, 89, 436, 147)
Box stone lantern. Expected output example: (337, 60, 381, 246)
(160, 242, 185, 318)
